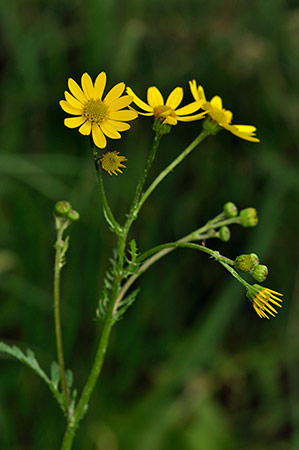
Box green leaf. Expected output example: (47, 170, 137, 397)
(114, 288, 140, 322)
(0, 342, 50, 384)
(0, 342, 65, 413)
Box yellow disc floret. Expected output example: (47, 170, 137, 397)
(100, 151, 127, 176)
(83, 99, 109, 123)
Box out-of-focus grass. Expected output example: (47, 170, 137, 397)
(0, 0, 298, 449)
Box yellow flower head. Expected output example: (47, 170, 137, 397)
(126, 85, 206, 126)
(100, 151, 127, 176)
(60, 72, 138, 149)
(246, 284, 283, 319)
(189, 80, 260, 142)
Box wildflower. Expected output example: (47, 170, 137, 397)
(100, 151, 127, 176)
(126, 86, 206, 126)
(60, 72, 138, 149)
(246, 284, 283, 319)
(189, 80, 260, 142)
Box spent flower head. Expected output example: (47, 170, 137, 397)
(189, 80, 260, 142)
(126, 85, 206, 126)
(100, 151, 127, 176)
(246, 284, 283, 319)
(60, 72, 138, 149)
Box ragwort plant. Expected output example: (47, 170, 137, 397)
(0, 71, 283, 449)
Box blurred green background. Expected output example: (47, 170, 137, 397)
(0, 0, 298, 449)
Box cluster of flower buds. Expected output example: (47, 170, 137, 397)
(54, 200, 80, 232)
(234, 253, 269, 282)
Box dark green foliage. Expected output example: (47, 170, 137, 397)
(0, 0, 298, 449)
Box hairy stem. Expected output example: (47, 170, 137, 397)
(54, 229, 70, 412)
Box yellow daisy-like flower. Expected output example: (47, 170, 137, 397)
(246, 284, 283, 319)
(100, 151, 127, 176)
(189, 80, 260, 142)
(126, 85, 206, 126)
(59, 72, 138, 149)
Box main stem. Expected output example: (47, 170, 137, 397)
(61, 278, 120, 450)
(54, 229, 70, 412)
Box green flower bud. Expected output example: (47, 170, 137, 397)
(252, 264, 268, 282)
(152, 119, 172, 135)
(235, 253, 259, 273)
(54, 201, 72, 217)
(68, 209, 80, 222)
(240, 208, 258, 227)
(223, 202, 238, 218)
(249, 253, 259, 269)
(219, 226, 231, 242)
(202, 117, 222, 135)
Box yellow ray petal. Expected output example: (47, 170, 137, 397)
(64, 91, 84, 109)
(109, 110, 138, 121)
(126, 87, 153, 112)
(92, 122, 106, 148)
(94, 71, 107, 99)
(147, 86, 164, 108)
(175, 101, 202, 116)
(227, 126, 260, 142)
(64, 116, 86, 128)
(108, 95, 133, 111)
(177, 111, 206, 122)
(106, 119, 131, 131)
(104, 82, 125, 104)
(100, 121, 121, 139)
(81, 73, 95, 99)
(166, 87, 183, 109)
(78, 120, 92, 135)
(163, 116, 177, 125)
(189, 80, 199, 101)
(59, 100, 82, 115)
(233, 125, 257, 133)
(68, 78, 88, 103)
(210, 96, 223, 109)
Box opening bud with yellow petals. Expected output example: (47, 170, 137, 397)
(240, 208, 258, 227)
(246, 284, 283, 319)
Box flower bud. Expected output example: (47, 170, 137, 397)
(252, 264, 268, 282)
(234, 253, 259, 272)
(54, 201, 72, 217)
(240, 208, 258, 227)
(68, 209, 80, 222)
(202, 117, 222, 135)
(219, 226, 231, 242)
(223, 202, 238, 218)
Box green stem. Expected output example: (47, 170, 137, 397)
(136, 129, 209, 214)
(113, 241, 236, 315)
(54, 229, 70, 413)
(95, 163, 121, 235)
(61, 278, 121, 450)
